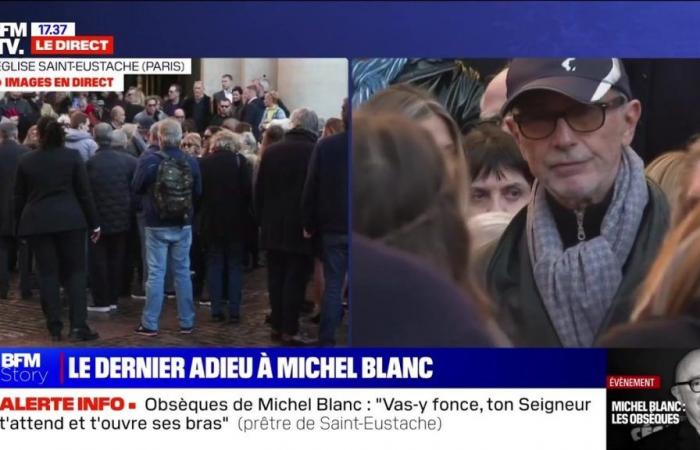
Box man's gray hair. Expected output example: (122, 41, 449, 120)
(0, 121, 18, 141)
(290, 108, 319, 135)
(93, 123, 113, 146)
(213, 129, 242, 153)
(111, 129, 128, 149)
(159, 119, 182, 148)
(148, 120, 161, 145)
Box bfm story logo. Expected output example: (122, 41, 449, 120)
(0, 353, 49, 384)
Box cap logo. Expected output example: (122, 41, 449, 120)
(561, 58, 576, 72)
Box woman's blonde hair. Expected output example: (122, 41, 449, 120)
(645, 150, 685, 222)
(361, 84, 470, 215)
(631, 204, 700, 321)
(353, 112, 490, 313)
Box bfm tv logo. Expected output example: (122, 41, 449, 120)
(0, 353, 49, 384)
(0, 22, 113, 55)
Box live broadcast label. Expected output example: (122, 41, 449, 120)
(0, 389, 605, 450)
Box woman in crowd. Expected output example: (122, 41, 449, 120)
(231, 86, 244, 120)
(353, 112, 504, 345)
(676, 140, 700, 225)
(599, 204, 700, 347)
(22, 125, 39, 150)
(180, 132, 202, 157)
(463, 122, 533, 217)
(645, 150, 686, 223)
(14, 116, 100, 342)
(259, 91, 287, 131)
(199, 130, 252, 323)
(361, 84, 470, 216)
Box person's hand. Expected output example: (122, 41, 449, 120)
(303, 228, 312, 239)
(90, 227, 101, 244)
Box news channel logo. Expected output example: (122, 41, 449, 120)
(0, 352, 49, 384)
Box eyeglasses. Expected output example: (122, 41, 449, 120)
(512, 96, 626, 140)
(674, 378, 700, 393)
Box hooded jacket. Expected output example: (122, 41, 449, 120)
(64, 129, 98, 161)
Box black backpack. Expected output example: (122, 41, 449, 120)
(154, 150, 193, 221)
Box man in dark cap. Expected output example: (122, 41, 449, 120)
(486, 58, 669, 347)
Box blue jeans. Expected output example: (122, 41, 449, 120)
(206, 241, 244, 318)
(319, 233, 348, 346)
(142, 226, 195, 330)
(137, 213, 174, 292)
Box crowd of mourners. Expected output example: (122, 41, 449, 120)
(0, 74, 348, 346)
(353, 58, 700, 349)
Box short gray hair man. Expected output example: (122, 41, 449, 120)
(290, 108, 319, 135)
(111, 129, 128, 149)
(93, 123, 113, 147)
(159, 119, 183, 148)
(0, 121, 18, 141)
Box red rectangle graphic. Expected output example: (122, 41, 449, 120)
(31, 36, 114, 55)
(606, 375, 661, 390)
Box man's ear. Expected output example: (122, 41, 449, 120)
(671, 385, 682, 403)
(621, 99, 642, 146)
(504, 115, 529, 163)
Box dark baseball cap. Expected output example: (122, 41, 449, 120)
(502, 58, 632, 114)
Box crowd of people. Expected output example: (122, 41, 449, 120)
(353, 57, 700, 350)
(0, 74, 348, 346)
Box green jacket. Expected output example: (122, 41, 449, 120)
(485, 180, 669, 347)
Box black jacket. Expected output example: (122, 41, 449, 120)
(198, 150, 252, 245)
(182, 95, 211, 133)
(0, 140, 29, 237)
(634, 420, 700, 450)
(14, 147, 99, 236)
(241, 98, 264, 140)
(486, 180, 669, 346)
(352, 235, 496, 347)
(301, 131, 348, 235)
(255, 128, 316, 254)
(86, 146, 137, 234)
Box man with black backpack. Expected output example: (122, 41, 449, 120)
(131, 119, 202, 336)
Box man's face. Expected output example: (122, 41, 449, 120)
(168, 86, 179, 101)
(174, 109, 185, 123)
(505, 90, 641, 209)
(114, 107, 125, 124)
(218, 100, 231, 116)
(673, 351, 700, 430)
(193, 83, 204, 99)
(222, 77, 232, 90)
(146, 100, 158, 115)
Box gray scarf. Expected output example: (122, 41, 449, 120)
(527, 146, 648, 347)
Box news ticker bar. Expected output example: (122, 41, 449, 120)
(0, 348, 605, 388)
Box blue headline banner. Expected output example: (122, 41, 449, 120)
(2, 2, 700, 57)
(0, 348, 606, 388)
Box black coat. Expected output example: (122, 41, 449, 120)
(241, 98, 264, 140)
(352, 235, 496, 347)
(14, 147, 98, 237)
(301, 131, 348, 235)
(198, 150, 252, 245)
(182, 95, 212, 133)
(255, 128, 317, 254)
(0, 140, 29, 236)
(634, 420, 700, 450)
(86, 147, 137, 234)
